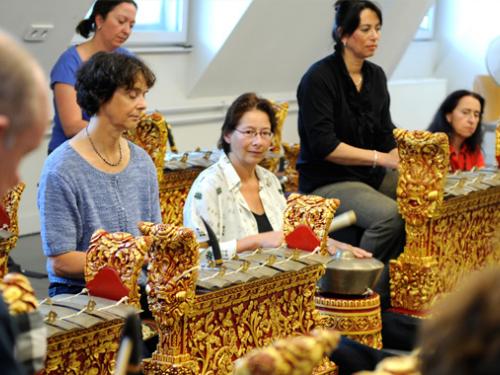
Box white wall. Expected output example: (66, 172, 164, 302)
(434, 0, 500, 92)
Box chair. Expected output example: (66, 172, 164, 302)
(0, 183, 25, 278)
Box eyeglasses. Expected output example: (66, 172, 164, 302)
(234, 128, 273, 140)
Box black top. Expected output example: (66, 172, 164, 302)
(252, 212, 273, 233)
(0, 298, 24, 375)
(296, 52, 397, 193)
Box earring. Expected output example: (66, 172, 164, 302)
(97, 25, 102, 31)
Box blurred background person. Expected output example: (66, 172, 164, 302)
(48, 0, 137, 153)
(419, 266, 500, 375)
(0, 30, 50, 375)
(427, 89, 485, 172)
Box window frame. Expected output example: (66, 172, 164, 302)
(414, 4, 435, 41)
(125, 0, 189, 47)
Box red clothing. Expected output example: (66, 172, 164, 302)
(449, 144, 485, 172)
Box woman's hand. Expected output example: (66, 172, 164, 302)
(378, 148, 399, 170)
(237, 231, 284, 253)
(257, 231, 284, 249)
(326, 238, 372, 259)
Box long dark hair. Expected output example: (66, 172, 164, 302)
(332, 0, 383, 52)
(218, 93, 277, 154)
(427, 90, 484, 151)
(76, 0, 137, 38)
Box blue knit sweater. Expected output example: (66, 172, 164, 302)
(38, 141, 161, 286)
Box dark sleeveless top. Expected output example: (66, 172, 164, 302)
(252, 212, 273, 233)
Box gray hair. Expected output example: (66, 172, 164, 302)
(0, 31, 43, 136)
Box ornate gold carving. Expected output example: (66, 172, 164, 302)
(159, 167, 203, 226)
(84, 229, 151, 308)
(140, 222, 199, 374)
(391, 129, 500, 313)
(496, 121, 500, 167)
(124, 112, 184, 224)
(41, 319, 123, 375)
(315, 294, 382, 349)
(233, 328, 340, 375)
(143, 223, 327, 375)
(0, 182, 25, 278)
(282, 142, 300, 193)
(394, 129, 449, 229)
(259, 101, 289, 173)
(0, 273, 38, 314)
(283, 193, 339, 254)
(124, 112, 168, 185)
(390, 254, 439, 312)
(185, 265, 324, 374)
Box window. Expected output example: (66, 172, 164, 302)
(127, 0, 189, 46)
(414, 4, 435, 40)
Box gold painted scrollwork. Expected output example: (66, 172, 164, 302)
(124, 112, 168, 185)
(85, 229, 151, 308)
(283, 193, 339, 254)
(391, 129, 500, 313)
(41, 320, 123, 375)
(394, 129, 449, 227)
(0, 182, 25, 278)
(140, 222, 199, 374)
(315, 294, 382, 349)
(184, 265, 324, 374)
(282, 142, 300, 193)
(496, 121, 500, 166)
(0, 273, 38, 314)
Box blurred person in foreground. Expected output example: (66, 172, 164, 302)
(0, 31, 50, 375)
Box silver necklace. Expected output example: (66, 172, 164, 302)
(85, 126, 122, 167)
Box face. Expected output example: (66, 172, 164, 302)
(342, 8, 381, 59)
(96, 2, 137, 50)
(446, 95, 482, 143)
(224, 109, 273, 170)
(0, 67, 49, 198)
(99, 73, 148, 131)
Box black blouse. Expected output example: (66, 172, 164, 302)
(252, 211, 273, 234)
(296, 52, 397, 193)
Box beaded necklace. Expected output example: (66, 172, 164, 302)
(85, 126, 122, 167)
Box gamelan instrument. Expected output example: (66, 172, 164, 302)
(390, 129, 500, 314)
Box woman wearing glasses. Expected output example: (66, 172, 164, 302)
(184, 92, 370, 260)
(427, 90, 485, 172)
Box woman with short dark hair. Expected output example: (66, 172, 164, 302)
(38, 52, 161, 297)
(428, 90, 485, 172)
(48, 0, 138, 153)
